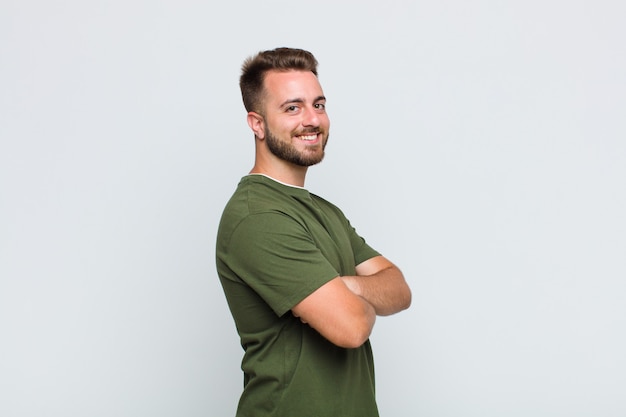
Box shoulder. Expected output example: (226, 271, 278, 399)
(310, 192, 350, 222)
(309, 190, 336, 207)
(217, 178, 308, 244)
(229, 175, 313, 213)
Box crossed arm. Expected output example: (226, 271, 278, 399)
(291, 255, 411, 348)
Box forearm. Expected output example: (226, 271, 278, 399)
(293, 276, 377, 348)
(342, 262, 411, 316)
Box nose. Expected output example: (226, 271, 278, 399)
(302, 105, 320, 127)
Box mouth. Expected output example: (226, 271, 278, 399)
(296, 133, 319, 141)
(295, 131, 322, 142)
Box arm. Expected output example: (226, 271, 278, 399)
(341, 255, 411, 316)
(292, 277, 376, 349)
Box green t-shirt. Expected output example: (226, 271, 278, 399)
(216, 174, 381, 417)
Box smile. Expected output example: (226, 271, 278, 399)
(296, 134, 318, 141)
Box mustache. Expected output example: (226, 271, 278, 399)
(295, 128, 323, 135)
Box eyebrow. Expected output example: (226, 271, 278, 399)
(279, 95, 326, 108)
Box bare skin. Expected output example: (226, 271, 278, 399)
(247, 69, 411, 348)
(247, 70, 328, 186)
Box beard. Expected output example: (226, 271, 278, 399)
(265, 126, 328, 167)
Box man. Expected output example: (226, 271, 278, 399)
(216, 47, 411, 417)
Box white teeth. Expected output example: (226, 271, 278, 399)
(298, 134, 317, 141)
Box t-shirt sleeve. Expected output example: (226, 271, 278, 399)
(323, 200, 380, 267)
(227, 211, 340, 317)
(346, 221, 381, 266)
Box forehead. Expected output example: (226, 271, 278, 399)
(263, 70, 324, 104)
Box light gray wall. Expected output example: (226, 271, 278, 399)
(1, 1, 625, 416)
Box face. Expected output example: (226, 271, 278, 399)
(258, 70, 330, 167)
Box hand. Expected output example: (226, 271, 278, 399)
(293, 311, 308, 324)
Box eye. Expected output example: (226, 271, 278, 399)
(314, 103, 326, 110)
(286, 105, 299, 113)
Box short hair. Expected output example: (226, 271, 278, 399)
(239, 47, 319, 113)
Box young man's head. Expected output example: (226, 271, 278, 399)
(241, 48, 329, 168)
(240, 47, 319, 114)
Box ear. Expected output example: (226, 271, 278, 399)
(247, 112, 265, 139)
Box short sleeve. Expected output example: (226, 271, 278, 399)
(227, 212, 340, 316)
(345, 220, 380, 266)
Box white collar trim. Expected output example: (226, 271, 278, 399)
(248, 173, 306, 190)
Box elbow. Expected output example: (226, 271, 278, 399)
(335, 319, 374, 349)
(339, 338, 370, 349)
(392, 289, 411, 316)
(378, 285, 412, 316)
(330, 305, 376, 349)
(401, 286, 412, 311)
(395, 281, 412, 312)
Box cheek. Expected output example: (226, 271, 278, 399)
(321, 115, 331, 131)
(268, 117, 299, 134)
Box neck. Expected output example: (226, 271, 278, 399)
(249, 163, 308, 187)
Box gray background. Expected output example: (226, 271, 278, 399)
(1, 1, 625, 416)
